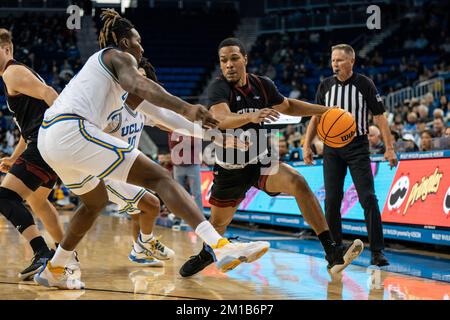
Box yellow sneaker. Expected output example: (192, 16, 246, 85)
(34, 261, 85, 290)
(212, 238, 270, 273)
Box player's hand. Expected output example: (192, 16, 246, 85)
(384, 148, 398, 169)
(249, 108, 280, 124)
(302, 145, 314, 165)
(186, 104, 219, 129)
(0, 157, 15, 173)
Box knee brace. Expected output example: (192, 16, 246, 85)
(0, 187, 36, 233)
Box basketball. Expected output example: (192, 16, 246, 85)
(317, 108, 356, 148)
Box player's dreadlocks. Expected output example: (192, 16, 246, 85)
(139, 57, 160, 84)
(98, 9, 134, 49)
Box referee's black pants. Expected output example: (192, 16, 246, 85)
(323, 135, 385, 252)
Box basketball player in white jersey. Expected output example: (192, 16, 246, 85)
(34, 9, 270, 289)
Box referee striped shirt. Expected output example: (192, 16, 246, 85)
(315, 73, 385, 136)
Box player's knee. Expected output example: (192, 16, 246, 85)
(0, 187, 35, 233)
(291, 174, 310, 194)
(140, 195, 160, 215)
(83, 197, 109, 214)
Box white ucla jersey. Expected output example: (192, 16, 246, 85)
(45, 48, 127, 130)
(104, 103, 154, 148)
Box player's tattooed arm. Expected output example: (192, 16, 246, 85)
(2, 65, 58, 107)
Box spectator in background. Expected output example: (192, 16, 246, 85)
(368, 125, 385, 154)
(445, 127, 450, 137)
(432, 117, 446, 138)
(416, 119, 428, 143)
(433, 108, 445, 120)
(417, 104, 430, 121)
(169, 133, 203, 230)
(288, 82, 301, 99)
(5, 128, 15, 149)
(285, 124, 302, 149)
(390, 120, 404, 137)
(400, 133, 419, 152)
(424, 92, 435, 108)
(420, 130, 434, 151)
(277, 135, 290, 162)
(438, 95, 448, 113)
(1, 140, 13, 155)
(265, 64, 276, 79)
(403, 112, 417, 134)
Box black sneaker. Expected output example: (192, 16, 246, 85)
(18, 248, 55, 281)
(371, 250, 389, 267)
(326, 239, 364, 274)
(179, 245, 214, 277)
(326, 244, 345, 270)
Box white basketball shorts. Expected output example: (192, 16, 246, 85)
(38, 113, 141, 195)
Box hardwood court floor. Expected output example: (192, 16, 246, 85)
(0, 212, 449, 300)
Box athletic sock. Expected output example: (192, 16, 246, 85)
(50, 246, 74, 267)
(29, 236, 48, 255)
(318, 230, 335, 256)
(195, 221, 222, 247)
(139, 232, 154, 243)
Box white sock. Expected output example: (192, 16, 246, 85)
(139, 232, 154, 243)
(195, 221, 223, 247)
(50, 246, 74, 267)
(133, 241, 143, 253)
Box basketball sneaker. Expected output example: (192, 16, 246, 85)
(19, 248, 55, 281)
(66, 251, 82, 279)
(34, 261, 85, 290)
(128, 247, 165, 267)
(179, 244, 214, 277)
(326, 239, 364, 274)
(212, 238, 270, 273)
(136, 234, 175, 261)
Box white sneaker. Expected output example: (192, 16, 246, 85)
(34, 261, 85, 290)
(211, 238, 270, 273)
(137, 235, 175, 261)
(66, 251, 81, 279)
(128, 247, 165, 267)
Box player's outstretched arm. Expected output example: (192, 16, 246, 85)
(210, 103, 280, 129)
(2, 65, 58, 107)
(108, 50, 218, 128)
(273, 98, 329, 117)
(128, 99, 246, 150)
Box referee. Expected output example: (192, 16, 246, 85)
(303, 44, 397, 266)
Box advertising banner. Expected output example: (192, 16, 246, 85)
(382, 158, 450, 228)
(201, 161, 396, 221)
